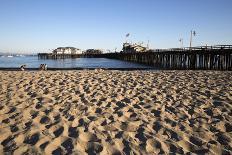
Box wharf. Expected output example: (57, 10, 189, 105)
(38, 45, 232, 70)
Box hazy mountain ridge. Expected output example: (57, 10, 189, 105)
(0, 52, 36, 56)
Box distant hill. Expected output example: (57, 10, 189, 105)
(0, 52, 13, 56)
(0, 52, 36, 57)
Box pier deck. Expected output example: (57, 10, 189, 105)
(38, 45, 232, 70)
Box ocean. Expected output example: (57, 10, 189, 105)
(0, 55, 152, 69)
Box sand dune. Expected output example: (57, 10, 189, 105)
(0, 70, 231, 154)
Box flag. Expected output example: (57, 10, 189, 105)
(126, 33, 130, 37)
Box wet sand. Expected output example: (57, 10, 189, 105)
(0, 70, 231, 154)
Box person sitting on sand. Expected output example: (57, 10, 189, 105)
(44, 64, 47, 70)
(20, 65, 26, 71)
(39, 64, 44, 70)
(39, 64, 48, 71)
(94, 68, 104, 72)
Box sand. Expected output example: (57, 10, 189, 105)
(0, 70, 231, 154)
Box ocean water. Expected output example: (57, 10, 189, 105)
(0, 56, 152, 69)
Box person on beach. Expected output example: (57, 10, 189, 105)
(39, 64, 48, 70)
(39, 64, 44, 70)
(20, 65, 26, 71)
(44, 64, 47, 70)
(39, 64, 43, 70)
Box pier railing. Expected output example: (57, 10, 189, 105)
(38, 45, 232, 70)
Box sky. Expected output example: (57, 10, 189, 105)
(0, 0, 232, 53)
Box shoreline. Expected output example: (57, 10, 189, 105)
(0, 67, 155, 71)
(0, 67, 231, 71)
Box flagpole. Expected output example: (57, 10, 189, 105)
(179, 38, 183, 49)
(190, 30, 193, 49)
(189, 30, 196, 50)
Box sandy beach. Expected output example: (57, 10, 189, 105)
(0, 70, 231, 154)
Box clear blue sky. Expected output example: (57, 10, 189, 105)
(0, 0, 232, 53)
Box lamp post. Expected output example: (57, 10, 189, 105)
(147, 40, 150, 49)
(189, 30, 196, 50)
(179, 38, 183, 49)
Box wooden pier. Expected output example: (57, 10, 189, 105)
(38, 53, 83, 59)
(37, 53, 102, 59)
(38, 45, 232, 70)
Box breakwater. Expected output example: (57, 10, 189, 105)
(38, 45, 232, 70)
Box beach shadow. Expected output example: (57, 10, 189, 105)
(9, 112, 20, 119)
(40, 141, 49, 150)
(24, 121, 33, 130)
(122, 139, 131, 155)
(6, 107, 16, 114)
(40, 116, 51, 124)
(189, 136, 204, 146)
(151, 109, 161, 117)
(135, 127, 147, 143)
(53, 126, 64, 137)
(23, 133, 40, 145)
(115, 131, 124, 139)
(30, 110, 39, 119)
(10, 124, 19, 133)
(163, 129, 180, 142)
(2, 118, 10, 124)
(52, 147, 63, 155)
(216, 132, 230, 145)
(95, 108, 102, 114)
(86, 142, 103, 155)
(68, 127, 79, 138)
(116, 101, 126, 109)
(1, 136, 17, 153)
(169, 144, 184, 154)
(153, 122, 162, 133)
(61, 138, 74, 154)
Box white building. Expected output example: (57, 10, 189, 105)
(53, 47, 82, 54)
(121, 43, 148, 53)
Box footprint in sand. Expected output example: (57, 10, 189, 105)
(39, 141, 49, 150)
(68, 127, 79, 138)
(52, 147, 64, 155)
(30, 110, 39, 119)
(24, 121, 33, 131)
(85, 142, 103, 154)
(135, 127, 147, 143)
(151, 109, 161, 117)
(61, 138, 74, 154)
(2, 118, 10, 124)
(10, 124, 19, 133)
(23, 132, 40, 145)
(53, 126, 64, 138)
(35, 103, 43, 109)
(152, 121, 162, 133)
(6, 107, 16, 114)
(1, 136, 17, 153)
(146, 138, 165, 154)
(40, 115, 51, 124)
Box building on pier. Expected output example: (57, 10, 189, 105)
(52, 47, 81, 55)
(121, 42, 148, 53)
